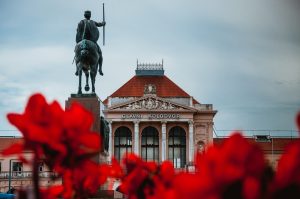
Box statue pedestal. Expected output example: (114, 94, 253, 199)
(65, 93, 111, 194)
(65, 93, 101, 163)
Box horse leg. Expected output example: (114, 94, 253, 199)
(92, 54, 99, 93)
(91, 71, 95, 93)
(78, 69, 82, 94)
(75, 59, 79, 76)
(84, 70, 90, 92)
(98, 51, 103, 76)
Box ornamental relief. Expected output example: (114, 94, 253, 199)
(115, 98, 183, 110)
(144, 84, 156, 95)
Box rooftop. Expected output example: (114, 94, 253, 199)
(103, 75, 200, 105)
(103, 62, 200, 105)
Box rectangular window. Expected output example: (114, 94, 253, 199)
(168, 127, 187, 168)
(12, 162, 23, 173)
(39, 162, 44, 172)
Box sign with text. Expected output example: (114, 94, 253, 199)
(121, 113, 180, 120)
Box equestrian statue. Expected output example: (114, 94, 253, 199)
(74, 9, 106, 94)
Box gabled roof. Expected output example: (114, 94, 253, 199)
(103, 75, 199, 104)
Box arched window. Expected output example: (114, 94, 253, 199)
(168, 126, 186, 168)
(141, 126, 159, 162)
(114, 126, 132, 162)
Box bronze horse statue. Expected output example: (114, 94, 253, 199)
(74, 39, 102, 94)
(74, 10, 105, 94)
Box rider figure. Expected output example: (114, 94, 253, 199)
(75, 10, 106, 76)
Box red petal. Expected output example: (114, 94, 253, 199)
(25, 93, 48, 122)
(26, 124, 50, 143)
(123, 153, 142, 173)
(2, 143, 24, 155)
(7, 113, 28, 135)
(109, 158, 124, 178)
(79, 132, 101, 150)
(243, 177, 260, 199)
(65, 102, 93, 130)
(47, 185, 64, 196)
(49, 101, 64, 119)
(160, 161, 175, 183)
(98, 164, 109, 185)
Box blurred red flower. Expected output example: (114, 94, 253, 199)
(3, 93, 300, 199)
(3, 93, 101, 170)
(118, 154, 175, 199)
(271, 112, 300, 199)
(172, 133, 266, 199)
(118, 134, 266, 199)
(2, 93, 108, 199)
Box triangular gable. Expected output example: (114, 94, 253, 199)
(107, 95, 197, 112)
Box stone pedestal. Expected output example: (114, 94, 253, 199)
(65, 93, 101, 133)
(65, 93, 101, 163)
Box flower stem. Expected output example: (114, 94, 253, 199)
(33, 157, 40, 199)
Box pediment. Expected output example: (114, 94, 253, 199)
(107, 95, 197, 112)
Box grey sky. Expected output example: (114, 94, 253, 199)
(0, 0, 299, 136)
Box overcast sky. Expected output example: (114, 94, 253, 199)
(0, 0, 299, 136)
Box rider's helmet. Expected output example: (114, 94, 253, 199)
(84, 10, 91, 19)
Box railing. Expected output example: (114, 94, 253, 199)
(0, 171, 58, 179)
(213, 129, 300, 138)
(136, 59, 164, 70)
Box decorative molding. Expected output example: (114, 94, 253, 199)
(133, 120, 140, 124)
(161, 120, 167, 124)
(144, 84, 157, 95)
(108, 96, 197, 112)
(194, 123, 207, 128)
(188, 120, 194, 125)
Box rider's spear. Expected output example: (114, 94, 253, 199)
(102, 3, 105, 46)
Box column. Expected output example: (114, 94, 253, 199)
(188, 120, 194, 163)
(134, 121, 140, 155)
(161, 121, 167, 161)
(207, 122, 214, 144)
(108, 121, 113, 160)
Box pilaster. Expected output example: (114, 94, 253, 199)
(188, 120, 194, 163)
(134, 121, 140, 155)
(161, 121, 167, 161)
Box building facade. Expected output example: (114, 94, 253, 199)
(103, 63, 217, 167)
(0, 137, 60, 193)
(0, 63, 299, 193)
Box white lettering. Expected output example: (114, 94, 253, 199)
(121, 114, 142, 119)
(148, 114, 180, 119)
